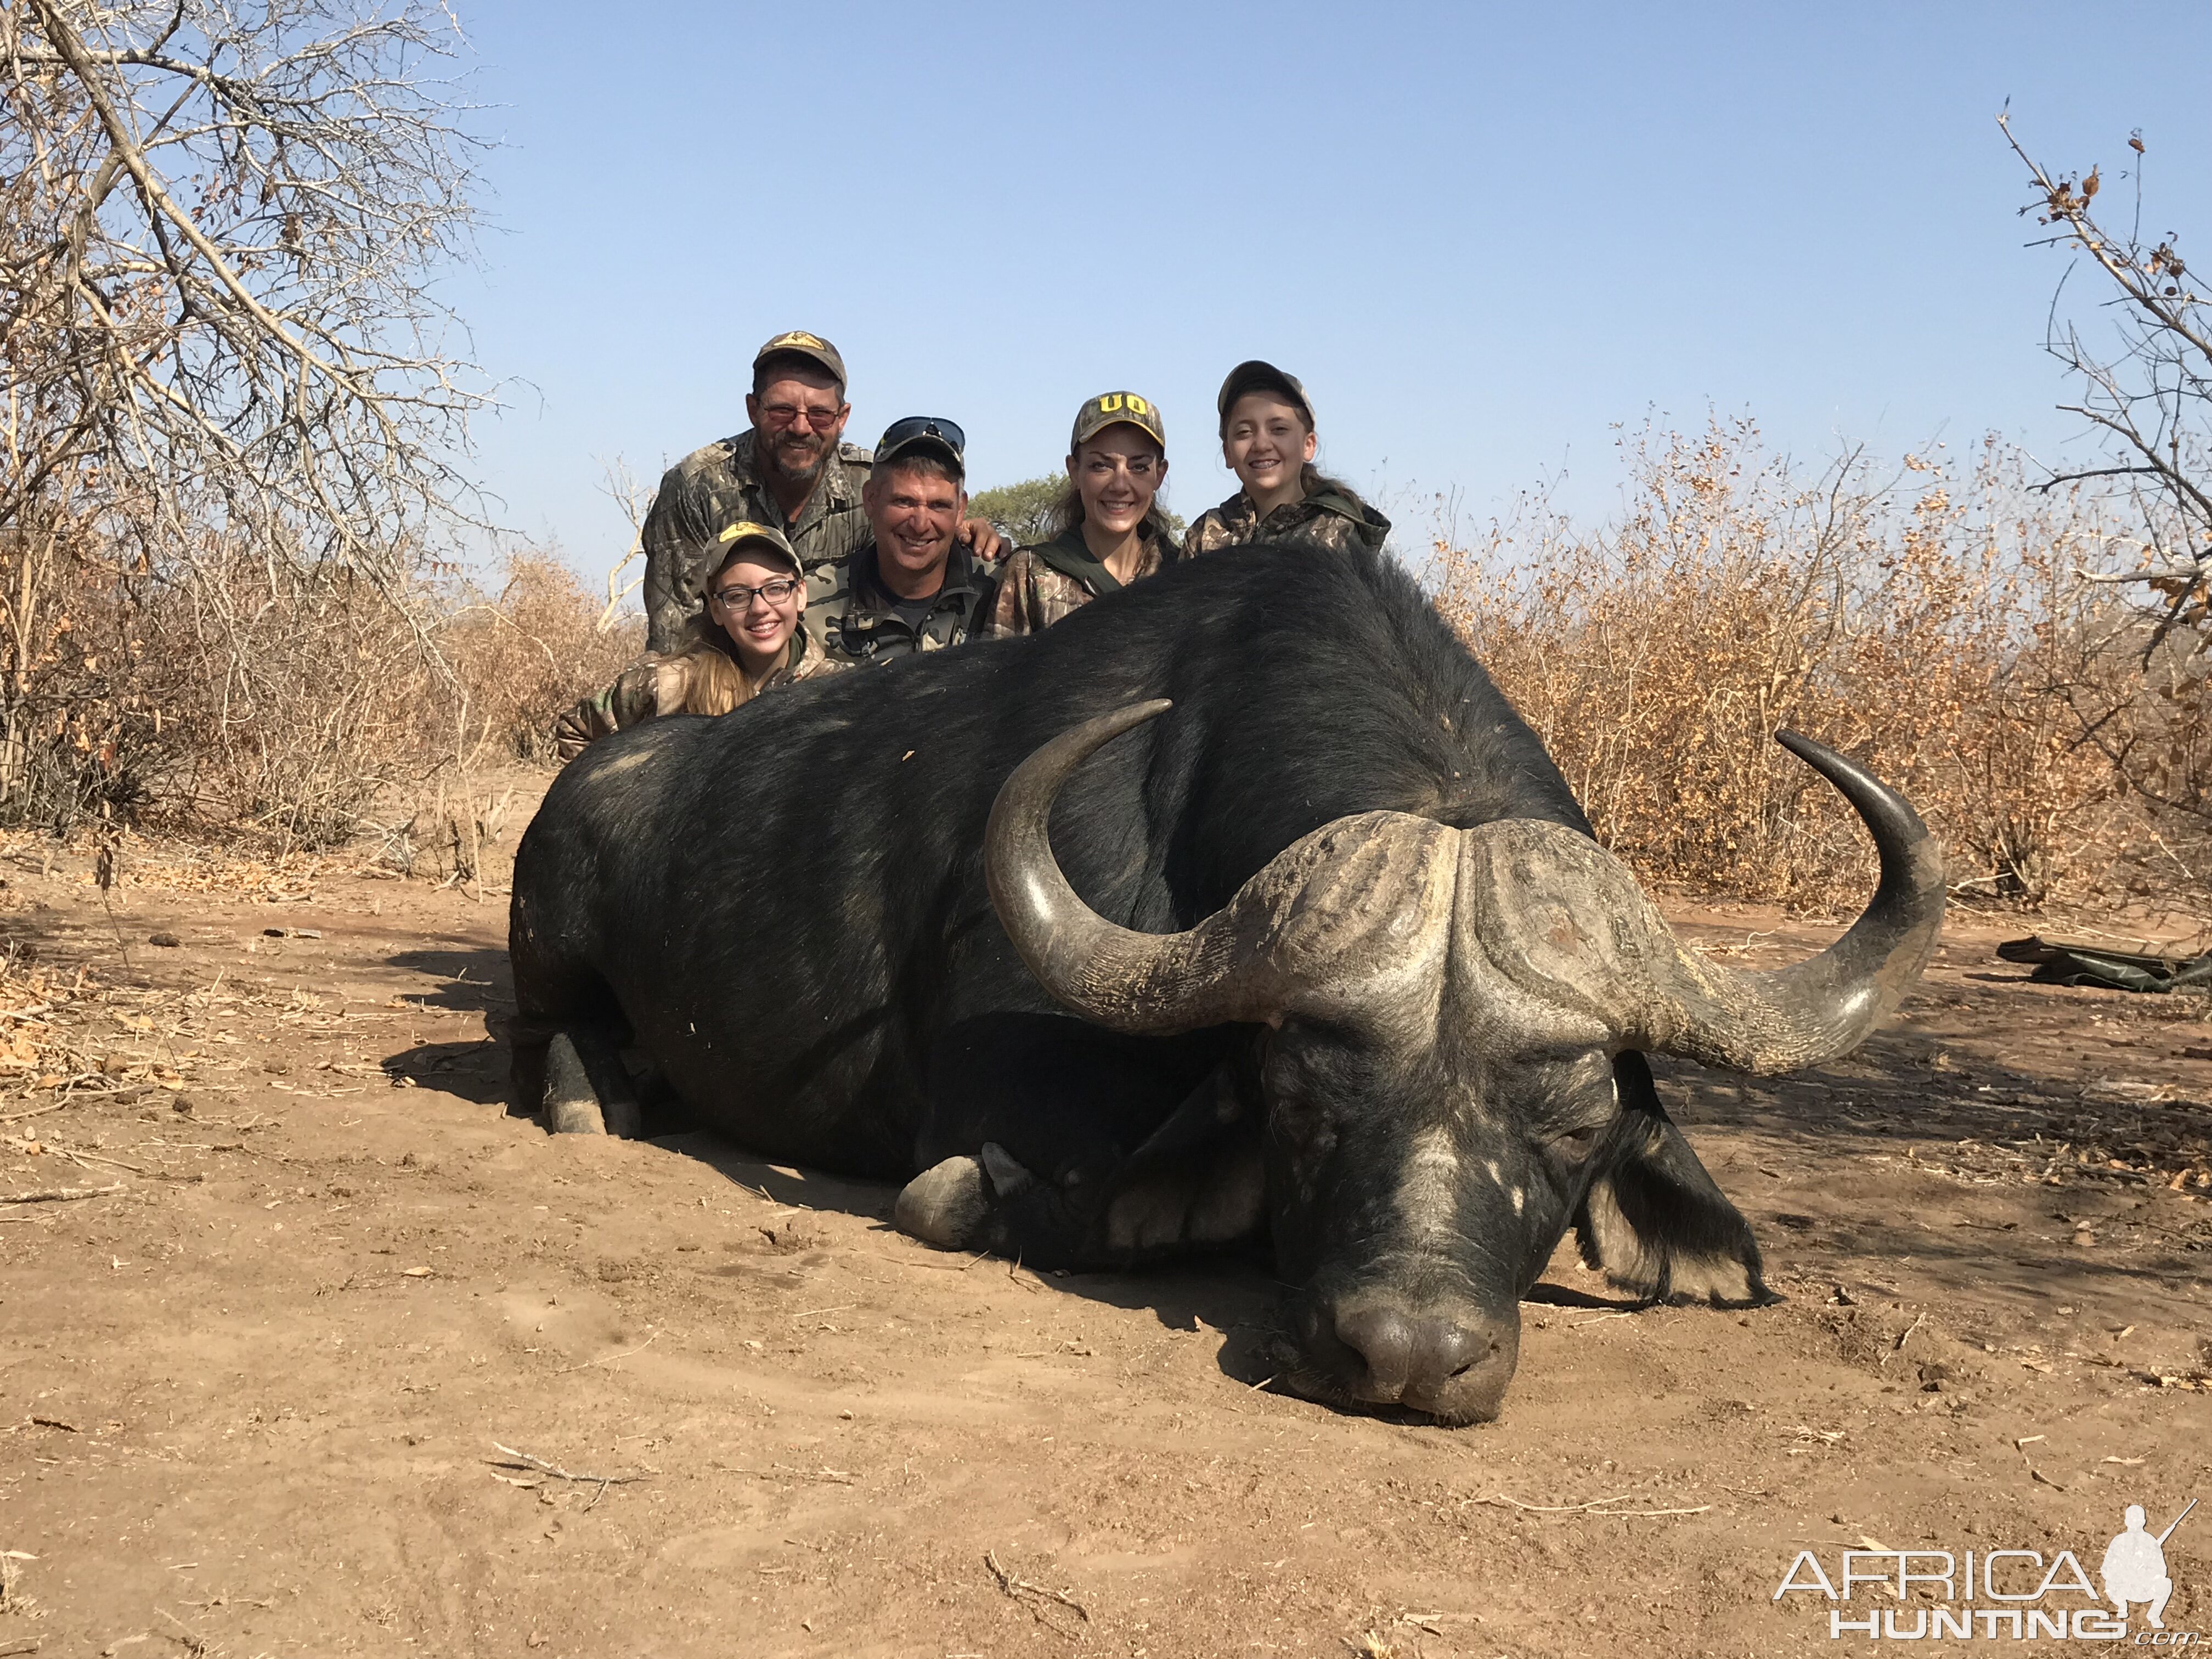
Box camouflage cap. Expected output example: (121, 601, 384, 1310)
(1070, 391, 1166, 452)
(1216, 360, 1312, 432)
(709, 517, 802, 579)
(752, 330, 848, 393)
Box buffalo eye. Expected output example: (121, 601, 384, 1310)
(1549, 1122, 1609, 1160)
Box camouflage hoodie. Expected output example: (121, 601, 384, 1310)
(1180, 484, 1390, 558)
(551, 622, 845, 763)
(981, 524, 1172, 637)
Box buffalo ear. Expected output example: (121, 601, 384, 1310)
(1573, 1053, 1779, 1308)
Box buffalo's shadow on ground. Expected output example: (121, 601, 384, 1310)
(1649, 1000, 2212, 1317)
(381, 944, 516, 1106)
(652, 1127, 1644, 1392)
(385, 945, 513, 1014)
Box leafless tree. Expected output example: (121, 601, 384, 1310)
(0, 0, 492, 828)
(2004, 112, 2211, 842)
(594, 456, 648, 633)
(2002, 112, 2209, 639)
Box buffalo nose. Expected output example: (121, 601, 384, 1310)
(1334, 1306, 1484, 1403)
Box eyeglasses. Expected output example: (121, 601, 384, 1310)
(757, 402, 843, 431)
(711, 578, 802, 608)
(877, 415, 966, 455)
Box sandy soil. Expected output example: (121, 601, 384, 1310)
(0, 787, 2207, 1659)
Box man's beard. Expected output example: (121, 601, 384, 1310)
(761, 431, 832, 490)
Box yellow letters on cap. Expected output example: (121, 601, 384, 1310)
(719, 520, 776, 543)
(1097, 394, 1124, 413)
(768, 331, 828, 351)
(1127, 395, 1152, 415)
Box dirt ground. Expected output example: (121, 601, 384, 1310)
(0, 779, 2207, 1659)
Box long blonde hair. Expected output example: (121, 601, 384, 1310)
(665, 614, 756, 716)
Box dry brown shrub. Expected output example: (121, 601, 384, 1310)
(438, 552, 643, 768)
(1430, 418, 2191, 913)
(0, 511, 635, 855)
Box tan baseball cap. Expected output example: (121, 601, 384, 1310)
(1216, 360, 1312, 432)
(752, 330, 847, 392)
(1071, 391, 1166, 452)
(709, 518, 802, 579)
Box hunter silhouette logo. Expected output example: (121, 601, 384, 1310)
(1773, 1496, 2196, 1640)
(2104, 1500, 2193, 1630)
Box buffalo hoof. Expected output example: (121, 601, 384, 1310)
(894, 1155, 989, 1248)
(541, 1033, 607, 1135)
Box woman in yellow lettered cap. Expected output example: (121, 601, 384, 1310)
(982, 392, 1176, 637)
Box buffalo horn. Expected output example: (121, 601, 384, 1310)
(986, 701, 1458, 1035)
(1620, 731, 1944, 1071)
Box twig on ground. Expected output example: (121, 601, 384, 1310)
(553, 1331, 659, 1374)
(1477, 1491, 1712, 1518)
(0, 1183, 123, 1205)
(486, 1442, 655, 1509)
(53, 1148, 148, 1177)
(154, 1607, 207, 1656)
(2014, 1435, 2069, 1491)
(1, 1548, 33, 1612)
(0, 1102, 67, 1125)
(985, 1549, 1090, 1623)
(725, 1465, 855, 1486)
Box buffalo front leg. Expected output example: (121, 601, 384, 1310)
(540, 1030, 642, 1138)
(896, 1055, 1263, 1270)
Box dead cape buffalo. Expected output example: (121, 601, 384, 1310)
(508, 541, 1943, 1423)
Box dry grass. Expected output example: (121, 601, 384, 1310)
(1429, 419, 2207, 922)
(0, 515, 635, 856)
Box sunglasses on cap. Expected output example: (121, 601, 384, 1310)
(876, 416, 966, 457)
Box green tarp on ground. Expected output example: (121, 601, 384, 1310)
(1997, 935, 2212, 994)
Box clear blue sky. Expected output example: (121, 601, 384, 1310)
(441, 2, 2212, 575)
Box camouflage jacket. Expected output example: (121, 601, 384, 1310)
(981, 526, 1171, 637)
(551, 629, 845, 763)
(640, 428, 876, 652)
(811, 540, 998, 664)
(1180, 486, 1391, 558)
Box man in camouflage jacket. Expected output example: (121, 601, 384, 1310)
(640, 331, 1000, 652)
(811, 417, 998, 663)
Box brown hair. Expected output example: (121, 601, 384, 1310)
(1046, 433, 1175, 545)
(1223, 394, 1369, 511)
(1297, 464, 1371, 508)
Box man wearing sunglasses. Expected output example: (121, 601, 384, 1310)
(811, 418, 998, 663)
(640, 331, 1000, 653)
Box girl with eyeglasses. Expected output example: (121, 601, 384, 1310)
(1182, 361, 1389, 558)
(982, 391, 1175, 637)
(554, 520, 844, 761)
